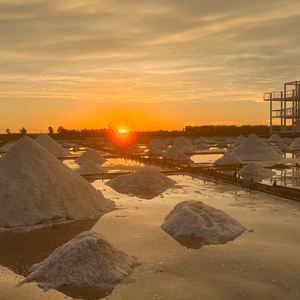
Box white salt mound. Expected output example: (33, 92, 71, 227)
(181, 146, 196, 154)
(147, 138, 168, 150)
(173, 136, 196, 151)
(238, 162, 276, 178)
(276, 140, 290, 152)
(234, 134, 246, 147)
(213, 154, 242, 166)
(161, 200, 245, 244)
(267, 133, 283, 143)
(195, 136, 208, 144)
(145, 147, 163, 156)
(75, 149, 106, 165)
(0, 137, 113, 228)
(195, 142, 209, 150)
(232, 133, 282, 161)
(35, 134, 70, 157)
(127, 143, 143, 153)
(163, 146, 193, 163)
(76, 161, 103, 175)
(106, 168, 175, 190)
(18, 231, 139, 290)
(290, 137, 300, 150)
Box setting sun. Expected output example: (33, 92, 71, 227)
(119, 129, 126, 133)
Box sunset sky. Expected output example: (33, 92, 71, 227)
(1, 0, 300, 133)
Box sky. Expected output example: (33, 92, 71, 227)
(1, 0, 300, 133)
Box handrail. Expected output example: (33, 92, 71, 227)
(264, 90, 295, 100)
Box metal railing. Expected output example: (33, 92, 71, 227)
(264, 90, 295, 100)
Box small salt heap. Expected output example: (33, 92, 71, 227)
(195, 136, 208, 144)
(161, 200, 245, 249)
(17, 231, 140, 290)
(266, 133, 283, 144)
(173, 136, 196, 151)
(234, 134, 246, 147)
(195, 143, 209, 150)
(238, 162, 276, 178)
(35, 134, 70, 157)
(290, 137, 300, 150)
(147, 138, 168, 150)
(76, 161, 103, 175)
(127, 143, 143, 153)
(145, 147, 163, 156)
(0, 136, 113, 228)
(163, 146, 193, 163)
(180, 146, 196, 154)
(75, 149, 106, 165)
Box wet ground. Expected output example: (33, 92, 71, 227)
(1, 174, 300, 300)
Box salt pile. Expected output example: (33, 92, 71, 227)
(18, 231, 139, 290)
(276, 140, 290, 152)
(225, 137, 235, 144)
(290, 137, 300, 150)
(232, 133, 282, 161)
(267, 133, 283, 144)
(195, 142, 209, 150)
(127, 143, 143, 153)
(213, 154, 242, 166)
(161, 200, 245, 248)
(272, 146, 282, 154)
(238, 162, 276, 178)
(195, 136, 208, 144)
(106, 168, 175, 191)
(145, 147, 163, 156)
(234, 134, 246, 147)
(181, 146, 196, 154)
(35, 134, 70, 157)
(0, 136, 113, 228)
(162, 146, 193, 163)
(147, 138, 168, 150)
(173, 136, 196, 151)
(76, 161, 103, 175)
(75, 149, 106, 165)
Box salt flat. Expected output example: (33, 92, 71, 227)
(1, 174, 299, 300)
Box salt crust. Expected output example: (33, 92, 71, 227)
(18, 231, 139, 290)
(173, 136, 196, 151)
(145, 147, 163, 156)
(213, 154, 242, 166)
(35, 134, 70, 157)
(0, 137, 113, 228)
(76, 161, 103, 175)
(106, 168, 176, 190)
(161, 200, 245, 244)
(163, 146, 193, 163)
(75, 149, 106, 165)
(238, 162, 276, 178)
(232, 133, 282, 161)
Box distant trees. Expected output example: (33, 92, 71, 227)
(48, 126, 54, 135)
(19, 127, 27, 135)
(5, 128, 11, 134)
(57, 126, 64, 134)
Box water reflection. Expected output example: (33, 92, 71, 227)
(264, 168, 300, 188)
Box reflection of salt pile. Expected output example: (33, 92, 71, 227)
(161, 200, 245, 247)
(127, 143, 143, 153)
(232, 133, 282, 161)
(75, 149, 106, 165)
(76, 161, 103, 175)
(213, 154, 242, 166)
(0, 137, 113, 228)
(234, 134, 246, 147)
(106, 168, 175, 190)
(267, 133, 283, 144)
(238, 162, 276, 178)
(145, 147, 163, 156)
(163, 147, 193, 163)
(35, 134, 70, 157)
(173, 136, 196, 151)
(18, 231, 139, 290)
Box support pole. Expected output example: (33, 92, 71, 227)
(270, 100, 272, 134)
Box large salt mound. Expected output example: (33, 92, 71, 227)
(232, 133, 282, 161)
(238, 162, 276, 178)
(75, 149, 106, 165)
(147, 138, 168, 150)
(161, 200, 245, 248)
(290, 137, 300, 150)
(18, 231, 139, 290)
(35, 134, 70, 157)
(0, 137, 113, 228)
(181, 146, 196, 154)
(213, 154, 242, 166)
(163, 146, 193, 163)
(127, 143, 143, 153)
(76, 161, 103, 175)
(106, 168, 175, 190)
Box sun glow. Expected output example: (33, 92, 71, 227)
(119, 129, 126, 133)
(108, 128, 137, 147)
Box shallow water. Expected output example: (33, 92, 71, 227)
(1, 175, 300, 299)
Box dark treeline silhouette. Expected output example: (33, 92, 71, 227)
(185, 125, 282, 137)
